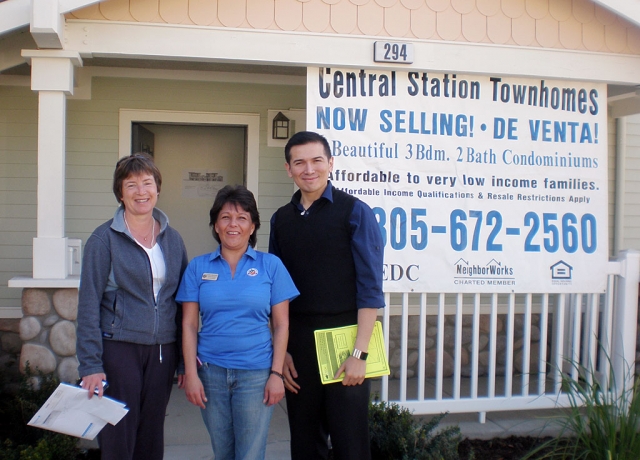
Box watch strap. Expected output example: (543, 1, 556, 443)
(352, 348, 368, 361)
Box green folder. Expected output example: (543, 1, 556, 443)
(314, 321, 390, 385)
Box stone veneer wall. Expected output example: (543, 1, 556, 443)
(386, 313, 541, 380)
(17, 288, 79, 384)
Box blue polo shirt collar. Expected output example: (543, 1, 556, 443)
(208, 245, 257, 262)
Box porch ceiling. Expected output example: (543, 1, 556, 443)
(1, 51, 306, 78)
(82, 57, 306, 76)
(0, 27, 34, 74)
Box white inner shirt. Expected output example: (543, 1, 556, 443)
(140, 243, 166, 302)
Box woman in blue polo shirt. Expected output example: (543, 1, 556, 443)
(177, 185, 298, 460)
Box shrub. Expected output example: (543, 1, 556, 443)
(369, 396, 466, 460)
(0, 363, 79, 460)
(523, 357, 640, 460)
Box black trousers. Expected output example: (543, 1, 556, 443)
(286, 313, 371, 460)
(99, 341, 177, 460)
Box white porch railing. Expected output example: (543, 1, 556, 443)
(379, 250, 640, 422)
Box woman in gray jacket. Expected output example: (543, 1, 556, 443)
(76, 153, 188, 460)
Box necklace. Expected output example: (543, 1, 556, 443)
(124, 213, 155, 246)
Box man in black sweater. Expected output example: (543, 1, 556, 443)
(269, 131, 384, 460)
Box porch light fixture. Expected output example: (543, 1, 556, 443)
(272, 112, 290, 139)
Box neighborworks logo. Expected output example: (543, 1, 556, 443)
(456, 259, 513, 276)
(453, 259, 515, 286)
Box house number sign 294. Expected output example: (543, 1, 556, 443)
(373, 41, 414, 64)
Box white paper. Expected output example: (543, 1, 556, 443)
(28, 383, 129, 440)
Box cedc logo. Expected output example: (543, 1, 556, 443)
(383, 264, 419, 281)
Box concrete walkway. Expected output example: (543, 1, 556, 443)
(163, 386, 290, 460)
(163, 383, 564, 459)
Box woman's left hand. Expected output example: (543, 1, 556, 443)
(263, 374, 285, 406)
(184, 374, 207, 409)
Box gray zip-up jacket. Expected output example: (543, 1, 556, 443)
(76, 206, 188, 377)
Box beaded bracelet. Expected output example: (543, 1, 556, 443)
(270, 370, 285, 381)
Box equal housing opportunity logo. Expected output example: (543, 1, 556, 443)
(453, 258, 515, 286)
(550, 260, 573, 286)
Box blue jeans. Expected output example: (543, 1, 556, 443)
(198, 363, 273, 460)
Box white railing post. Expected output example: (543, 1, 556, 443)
(612, 250, 640, 395)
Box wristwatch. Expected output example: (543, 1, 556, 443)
(352, 348, 368, 361)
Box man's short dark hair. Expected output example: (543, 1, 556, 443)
(209, 185, 261, 248)
(284, 131, 331, 164)
(112, 153, 162, 205)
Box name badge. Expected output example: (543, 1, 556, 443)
(202, 273, 218, 281)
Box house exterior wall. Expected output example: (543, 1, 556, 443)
(608, 117, 616, 255)
(0, 81, 636, 313)
(1, 0, 639, 383)
(63, 76, 305, 242)
(621, 114, 640, 251)
(0, 86, 37, 317)
(67, 0, 640, 56)
(0, 77, 304, 317)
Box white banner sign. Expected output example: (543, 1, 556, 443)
(307, 67, 608, 293)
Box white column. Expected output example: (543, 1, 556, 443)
(22, 50, 82, 279)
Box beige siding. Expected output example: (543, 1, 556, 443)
(68, 0, 640, 55)
(622, 114, 640, 251)
(608, 116, 616, 256)
(607, 113, 640, 254)
(0, 86, 37, 315)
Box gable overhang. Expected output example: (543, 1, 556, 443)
(2, 2, 639, 114)
(0, 0, 30, 35)
(594, 0, 640, 27)
(0, 0, 103, 48)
